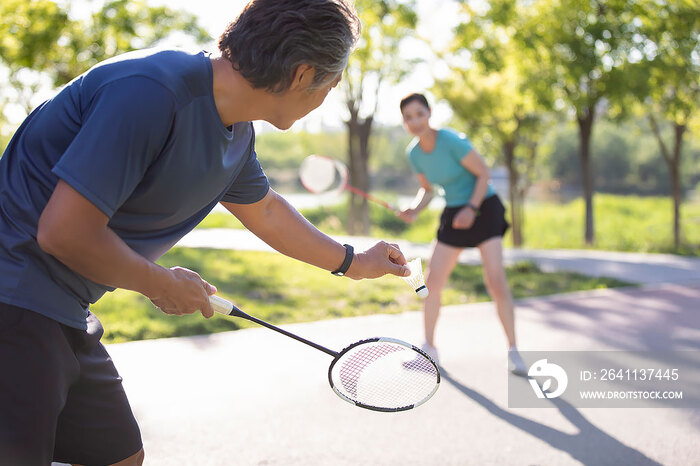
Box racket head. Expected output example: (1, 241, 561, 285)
(328, 337, 440, 412)
(299, 155, 348, 195)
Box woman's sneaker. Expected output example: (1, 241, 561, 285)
(420, 342, 440, 365)
(508, 347, 527, 376)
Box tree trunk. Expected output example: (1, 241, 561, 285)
(515, 140, 539, 247)
(504, 140, 522, 246)
(577, 108, 595, 246)
(346, 113, 373, 235)
(671, 123, 686, 248)
(648, 114, 685, 249)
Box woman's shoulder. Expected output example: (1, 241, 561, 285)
(439, 127, 469, 141)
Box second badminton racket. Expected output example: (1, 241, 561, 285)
(299, 154, 397, 212)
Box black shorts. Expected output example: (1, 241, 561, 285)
(0, 302, 142, 465)
(437, 195, 510, 248)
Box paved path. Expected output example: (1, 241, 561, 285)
(105, 282, 700, 465)
(177, 228, 700, 285)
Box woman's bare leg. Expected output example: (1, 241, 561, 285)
(477, 237, 516, 347)
(423, 241, 462, 346)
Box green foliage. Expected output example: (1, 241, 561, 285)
(49, 0, 211, 87)
(0, 0, 67, 70)
(0, 0, 210, 117)
(90, 248, 628, 343)
(347, 0, 418, 96)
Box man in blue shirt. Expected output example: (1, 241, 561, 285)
(0, 1, 410, 464)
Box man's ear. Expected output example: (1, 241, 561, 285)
(290, 64, 315, 91)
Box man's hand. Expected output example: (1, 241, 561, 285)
(146, 267, 217, 318)
(345, 241, 410, 280)
(452, 207, 476, 229)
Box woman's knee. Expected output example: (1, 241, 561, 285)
(426, 269, 449, 292)
(484, 274, 509, 300)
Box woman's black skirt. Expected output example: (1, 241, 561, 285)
(436, 195, 510, 248)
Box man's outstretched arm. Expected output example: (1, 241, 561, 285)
(222, 189, 410, 280)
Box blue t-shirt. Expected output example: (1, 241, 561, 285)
(407, 129, 494, 207)
(0, 49, 269, 329)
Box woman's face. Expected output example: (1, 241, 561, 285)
(401, 100, 431, 137)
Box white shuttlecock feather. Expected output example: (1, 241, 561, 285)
(401, 258, 429, 299)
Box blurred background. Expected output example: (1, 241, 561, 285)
(1, 0, 698, 254)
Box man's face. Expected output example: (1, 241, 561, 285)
(271, 71, 342, 130)
(401, 100, 431, 137)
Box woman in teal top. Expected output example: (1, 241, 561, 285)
(397, 93, 525, 375)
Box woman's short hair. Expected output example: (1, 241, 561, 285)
(218, 0, 360, 93)
(400, 93, 431, 112)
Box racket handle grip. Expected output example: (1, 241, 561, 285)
(209, 295, 234, 315)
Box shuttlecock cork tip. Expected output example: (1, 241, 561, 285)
(401, 258, 429, 299)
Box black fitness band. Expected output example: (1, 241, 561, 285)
(331, 244, 354, 276)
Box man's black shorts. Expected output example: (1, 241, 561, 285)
(437, 194, 510, 248)
(0, 302, 142, 465)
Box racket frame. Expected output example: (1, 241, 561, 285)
(327, 337, 441, 412)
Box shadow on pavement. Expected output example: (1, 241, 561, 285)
(441, 369, 662, 466)
(525, 284, 700, 352)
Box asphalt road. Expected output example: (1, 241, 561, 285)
(102, 282, 700, 465)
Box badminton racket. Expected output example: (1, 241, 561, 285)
(299, 154, 397, 212)
(209, 295, 440, 412)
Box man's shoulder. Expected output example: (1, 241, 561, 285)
(80, 48, 210, 105)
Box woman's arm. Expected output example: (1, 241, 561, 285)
(221, 189, 409, 279)
(452, 149, 491, 229)
(398, 174, 434, 224)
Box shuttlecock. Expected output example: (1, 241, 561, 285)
(402, 258, 429, 299)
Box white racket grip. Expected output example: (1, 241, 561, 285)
(209, 295, 234, 315)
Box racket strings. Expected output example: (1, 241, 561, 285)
(339, 344, 404, 397)
(332, 342, 439, 410)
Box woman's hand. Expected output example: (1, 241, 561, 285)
(452, 207, 476, 229)
(397, 208, 418, 224)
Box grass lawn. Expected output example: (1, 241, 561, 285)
(197, 194, 699, 255)
(91, 248, 628, 343)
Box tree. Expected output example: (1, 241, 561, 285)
(0, 0, 209, 118)
(485, 0, 634, 245)
(341, 0, 417, 234)
(630, 0, 699, 248)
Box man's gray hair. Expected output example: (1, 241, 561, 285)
(218, 0, 360, 93)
